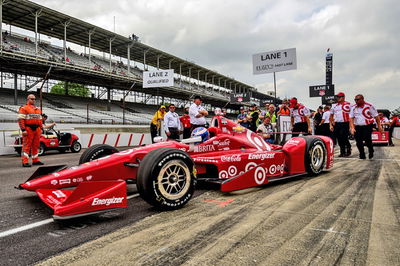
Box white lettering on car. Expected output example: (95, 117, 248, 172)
(194, 145, 215, 152)
(92, 197, 125, 206)
(248, 153, 275, 160)
(221, 154, 241, 162)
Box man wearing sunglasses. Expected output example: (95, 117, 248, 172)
(330, 92, 352, 157)
(17, 94, 44, 167)
(349, 94, 382, 159)
(164, 104, 182, 141)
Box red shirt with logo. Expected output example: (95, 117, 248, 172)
(180, 115, 191, 129)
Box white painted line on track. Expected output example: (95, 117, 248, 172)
(0, 193, 140, 239)
(335, 158, 400, 162)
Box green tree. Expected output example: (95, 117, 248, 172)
(50, 82, 90, 97)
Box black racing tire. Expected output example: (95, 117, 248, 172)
(305, 138, 327, 175)
(79, 144, 119, 164)
(70, 141, 82, 153)
(137, 148, 196, 210)
(38, 143, 46, 156)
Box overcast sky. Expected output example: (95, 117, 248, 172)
(30, 0, 399, 110)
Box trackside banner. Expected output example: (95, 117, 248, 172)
(143, 69, 174, 88)
(252, 48, 297, 74)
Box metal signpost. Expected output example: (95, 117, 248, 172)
(252, 48, 297, 105)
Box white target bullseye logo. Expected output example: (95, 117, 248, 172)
(342, 103, 350, 112)
(254, 167, 266, 185)
(228, 166, 237, 176)
(246, 130, 271, 151)
(269, 164, 277, 175)
(245, 162, 257, 172)
(362, 107, 373, 119)
(280, 164, 285, 173)
(219, 170, 229, 179)
(299, 106, 305, 116)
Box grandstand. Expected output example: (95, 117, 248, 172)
(0, 0, 277, 125)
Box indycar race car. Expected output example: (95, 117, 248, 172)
(18, 115, 334, 219)
(11, 127, 81, 156)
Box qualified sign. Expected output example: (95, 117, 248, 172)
(143, 69, 174, 88)
(252, 48, 297, 74)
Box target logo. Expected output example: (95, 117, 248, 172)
(228, 166, 237, 176)
(269, 164, 277, 175)
(362, 107, 373, 119)
(219, 170, 229, 179)
(342, 103, 350, 112)
(245, 162, 258, 171)
(254, 167, 267, 185)
(246, 130, 271, 151)
(298, 106, 305, 116)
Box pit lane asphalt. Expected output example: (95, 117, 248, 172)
(2, 141, 400, 265)
(0, 148, 208, 266)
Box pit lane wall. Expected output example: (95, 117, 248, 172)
(0, 123, 152, 156)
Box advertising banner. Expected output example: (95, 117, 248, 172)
(252, 48, 297, 74)
(326, 53, 333, 85)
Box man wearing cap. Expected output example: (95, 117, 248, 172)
(189, 95, 208, 132)
(164, 104, 182, 141)
(313, 106, 324, 135)
(237, 106, 250, 128)
(150, 105, 166, 143)
(248, 104, 261, 132)
(349, 94, 382, 159)
(329, 92, 352, 157)
(290, 97, 311, 137)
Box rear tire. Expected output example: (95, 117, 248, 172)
(38, 143, 46, 156)
(137, 148, 196, 210)
(305, 138, 326, 175)
(79, 144, 119, 164)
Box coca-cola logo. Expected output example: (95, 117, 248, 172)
(221, 154, 241, 162)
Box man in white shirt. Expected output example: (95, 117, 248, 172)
(189, 95, 208, 133)
(329, 92, 352, 157)
(164, 104, 182, 140)
(289, 97, 311, 137)
(349, 94, 382, 159)
(320, 105, 331, 138)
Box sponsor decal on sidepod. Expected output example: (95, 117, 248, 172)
(92, 197, 124, 206)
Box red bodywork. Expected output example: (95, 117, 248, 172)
(13, 129, 80, 154)
(372, 131, 389, 145)
(19, 116, 334, 219)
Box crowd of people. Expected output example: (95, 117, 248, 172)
(149, 92, 399, 160)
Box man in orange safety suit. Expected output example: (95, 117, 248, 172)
(18, 94, 44, 167)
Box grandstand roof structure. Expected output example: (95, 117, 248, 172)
(1, 0, 252, 90)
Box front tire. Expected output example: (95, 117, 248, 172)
(137, 148, 196, 210)
(305, 138, 326, 175)
(79, 144, 119, 164)
(70, 141, 82, 153)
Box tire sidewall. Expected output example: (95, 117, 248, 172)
(71, 141, 82, 153)
(306, 138, 326, 175)
(138, 148, 196, 210)
(38, 143, 45, 156)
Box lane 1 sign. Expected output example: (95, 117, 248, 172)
(143, 69, 174, 88)
(309, 84, 335, 97)
(230, 93, 250, 103)
(252, 48, 297, 74)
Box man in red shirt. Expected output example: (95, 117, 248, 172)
(180, 107, 191, 139)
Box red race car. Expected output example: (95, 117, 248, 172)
(18, 115, 334, 219)
(12, 127, 81, 156)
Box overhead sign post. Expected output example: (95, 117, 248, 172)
(143, 69, 174, 88)
(252, 48, 297, 105)
(230, 92, 250, 104)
